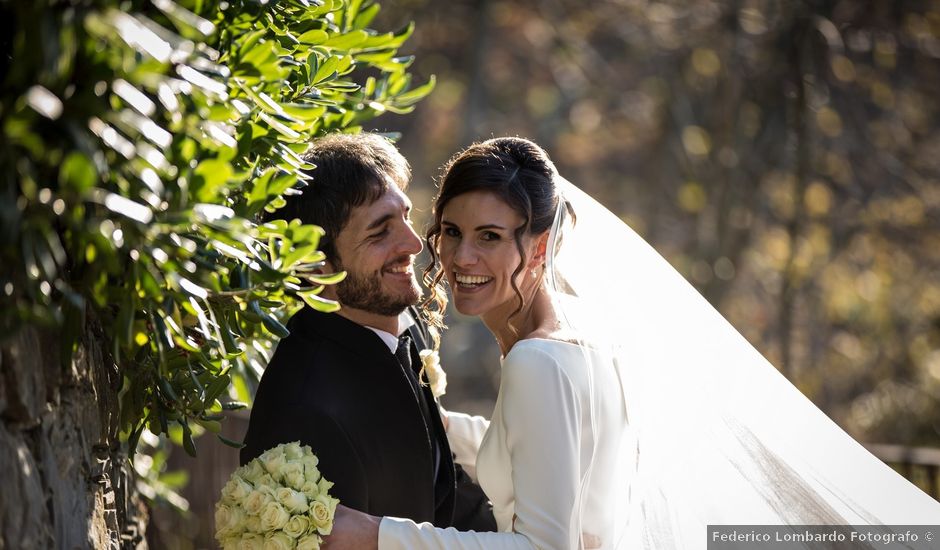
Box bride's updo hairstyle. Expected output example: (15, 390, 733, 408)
(423, 137, 561, 330)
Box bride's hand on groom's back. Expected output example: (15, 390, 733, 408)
(321, 504, 380, 550)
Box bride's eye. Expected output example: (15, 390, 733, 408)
(443, 227, 461, 238)
(481, 231, 500, 242)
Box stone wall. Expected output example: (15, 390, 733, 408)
(0, 315, 146, 549)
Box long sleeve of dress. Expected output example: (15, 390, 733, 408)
(443, 409, 489, 482)
(378, 345, 582, 550)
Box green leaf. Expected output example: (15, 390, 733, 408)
(343, 0, 365, 31)
(204, 373, 232, 406)
(218, 434, 246, 449)
(258, 112, 302, 140)
(193, 159, 235, 202)
(262, 313, 290, 338)
(159, 376, 179, 403)
(323, 30, 368, 50)
(127, 422, 146, 457)
(391, 75, 437, 106)
(158, 470, 190, 490)
(305, 271, 346, 285)
(59, 152, 98, 193)
(353, 3, 381, 29)
(312, 55, 340, 84)
(281, 103, 327, 121)
(297, 29, 329, 44)
(182, 421, 197, 457)
(297, 289, 341, 312)
(320, 80, 361, 92)
(237, 29, 268, 56)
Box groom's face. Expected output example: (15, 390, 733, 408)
(329, 183, 423, 316)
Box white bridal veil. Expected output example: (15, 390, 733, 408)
(545, 177, 940, 550)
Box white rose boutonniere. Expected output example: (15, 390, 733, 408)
(419, 349, 447, 398)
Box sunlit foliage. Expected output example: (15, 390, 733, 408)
(0, 0, 434, 459)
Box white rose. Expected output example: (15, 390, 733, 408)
(275, 487, 309, 514)
(280, 461, 306, 490)
(239, 460, 266, 484)
(301, 462, 320, 484)
(283, 441, 304, 460)
(308, 495, 336, 535)
(323, 494, 339, 517)
(296, 534, 322, 550)
(215, 504, 234, 537)
(238, 533, 264, 550)
(260, 502, 291, 532)
(419, 349, 447, 397)
(282, 460, 304, 477)
(221, 475, 253, 505)
(215, 503, 246, 537)
(259, 447, 287, 475)
(301, 453, 318, 471)
(286, 472, 305, 491)
(243, 488, 272, 517)
(255, 474, 278, 490)
(316, 477, 333, 495)
(263, 531, 294, 550)
(300, 480, 320, 501)
(221, 536, 240, 550)
(245, 515, 262, 534)
(283, 514, 311, 539)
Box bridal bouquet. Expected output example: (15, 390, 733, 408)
(215, 441, 339, 550)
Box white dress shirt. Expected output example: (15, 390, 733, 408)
(364, 310, 416, 353)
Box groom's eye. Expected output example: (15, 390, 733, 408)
(481, 231, 500, 241)
(368, 227, 389, 240)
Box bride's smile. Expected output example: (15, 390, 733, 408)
(453, 273, 494, 289)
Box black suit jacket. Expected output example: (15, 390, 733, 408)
(240, 306, 496, 531)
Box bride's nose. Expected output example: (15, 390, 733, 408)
(452, 240, 477, 268)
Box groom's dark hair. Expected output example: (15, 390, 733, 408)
(261, 132, 411, 262)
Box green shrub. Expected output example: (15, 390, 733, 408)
(0, 0, 433, 457)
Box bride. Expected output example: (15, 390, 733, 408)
(324, 137, 940, 550)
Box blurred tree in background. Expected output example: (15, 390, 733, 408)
(374, 0, 940, 446)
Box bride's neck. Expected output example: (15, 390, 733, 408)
(483, 285, 554, 357)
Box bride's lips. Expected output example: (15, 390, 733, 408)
(452, 272, 493, 293)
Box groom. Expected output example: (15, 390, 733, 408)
(240, 132, 496, 532)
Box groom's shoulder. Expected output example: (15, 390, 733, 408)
(261, 306, 384, 382)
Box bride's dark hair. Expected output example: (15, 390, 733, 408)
(423, 137, 561, 331)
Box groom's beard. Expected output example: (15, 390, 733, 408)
(334, 257, 422, 316)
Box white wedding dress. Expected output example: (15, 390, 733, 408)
(379, 338, 634, 550)
(377, 177, 940, 550)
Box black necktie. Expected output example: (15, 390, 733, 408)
(395, 334, 414, 376)
(395, 333, 443, 488)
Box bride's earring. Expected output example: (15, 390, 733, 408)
(531, 268, 538, 279)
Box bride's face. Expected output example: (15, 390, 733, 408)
(438, 190, 541, 318)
